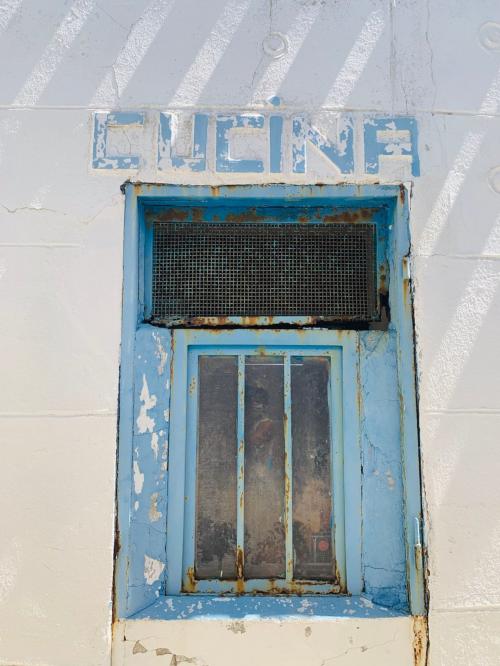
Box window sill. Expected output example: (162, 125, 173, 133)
(129, 595, 406, 621)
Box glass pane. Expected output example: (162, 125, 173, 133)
(291, 356, 334, 580)
(195, 356, 237, 579)
(244, 356, 286, 579)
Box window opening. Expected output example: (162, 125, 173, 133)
(180, 345, 342, 595)
(116, 185, 425, 618)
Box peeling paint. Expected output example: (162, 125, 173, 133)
(153, 331, 168, 375)
(133, 461, 144, 495)
(149, 492, 162, 522)
(144, 555, 165, 585)
(137, 374, 157, 434)
(151, 432, 159, 460)
(227, 620, 246, 634)
(132, 640, 147, 655)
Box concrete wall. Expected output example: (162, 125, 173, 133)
(1, 1, 499, 664)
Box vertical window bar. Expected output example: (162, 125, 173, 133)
(236, 354, 245, 580)
(284, 354, 293, 582)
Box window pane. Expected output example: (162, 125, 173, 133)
(291, 356, 334, 580)
(244, 356, 286, 579)
(195, 356, 237, 579)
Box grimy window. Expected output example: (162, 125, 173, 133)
(184, 347, 341, 594)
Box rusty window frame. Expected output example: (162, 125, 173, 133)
(141, 203, 391, 330)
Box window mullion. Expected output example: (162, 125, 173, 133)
(284, 353, 293, 582)
(236, 354, 245, 580)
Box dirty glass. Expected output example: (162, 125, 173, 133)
(291, 356, 334, 580)
(195, 356, 238, 579)
(244, 356, 286, 579)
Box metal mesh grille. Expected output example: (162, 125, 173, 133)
(151, 221, 377, 321)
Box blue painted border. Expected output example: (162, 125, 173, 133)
(130, 594, 405, 621)
(116, 186, 139, 618)
(116, 183, 425, 619)
(166, 333, 352, 596)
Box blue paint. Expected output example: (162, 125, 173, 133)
(117, 184, 424, 620)
(292, 116, 354, 174)
(269, 115, 283, 173)
(92, 112, 144, 169)
(127, 326, 171, 614)
(360, 330, 407, 611)
(268, 96, 281, 107)
(92, 113, 420, 175)
(115, 186, 139, 619)
(364, 117, 420, 177)
(131, 595, 404, 621)
(158, 113, 208, 172)
(391, 189, 426, 615)
(216, 114, 265, 172)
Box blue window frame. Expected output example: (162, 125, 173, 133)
(116, 184, 425, 620)
(166, 332, 359, 596)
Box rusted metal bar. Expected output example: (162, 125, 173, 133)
(283, 354, 293, 582)
(236, 355, 245, 582)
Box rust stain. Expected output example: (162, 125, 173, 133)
(182, 566, 197, 593)
(155, 208, 189, 222)
(399, 183, 406, 204)
(168, 315, 330, 328)
(402, 256, 411, 309)
(264, 578, 340, 595)
(412, 616, 428, 666)
(236, 548, 244, 594)
(192, 207, 203, 222)
(241, 315, 271, 327)
(186, 315, 231, 327)
(225, 207, 266, 223)
(323, 208, 377, 224)
(211, 186, 220, 197)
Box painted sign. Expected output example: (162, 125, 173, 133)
(92, 105, 419, 177)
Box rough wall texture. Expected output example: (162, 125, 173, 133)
(1, 1, 500, 664)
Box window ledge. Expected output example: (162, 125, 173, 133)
(129, 595, 405, 621)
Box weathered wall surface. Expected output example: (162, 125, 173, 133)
(1, 1, 499, 664)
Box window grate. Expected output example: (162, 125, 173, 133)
(151, 220, 377, 321)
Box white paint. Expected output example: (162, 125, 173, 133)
(133, 461, 144, 495)
(323, 10, 386, 108)
(91, 0, 176, 106)
(152, 331, 168, 376)
(170, 0, 252, 106)
(0, 539, 20, 604)
(13, 0, 96, 107)
(136, 374, 157, 434)
(0, 0, 22, 33)
(113, 617, 417, 665)
(252, 2, 323, 103)
(143, 556, 165, 585)
(151, 431, 159, 460)
(148, 492, 162, 522)
(2, 1, 500, 665)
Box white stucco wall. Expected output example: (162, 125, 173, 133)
(1, 1, 500, 664)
